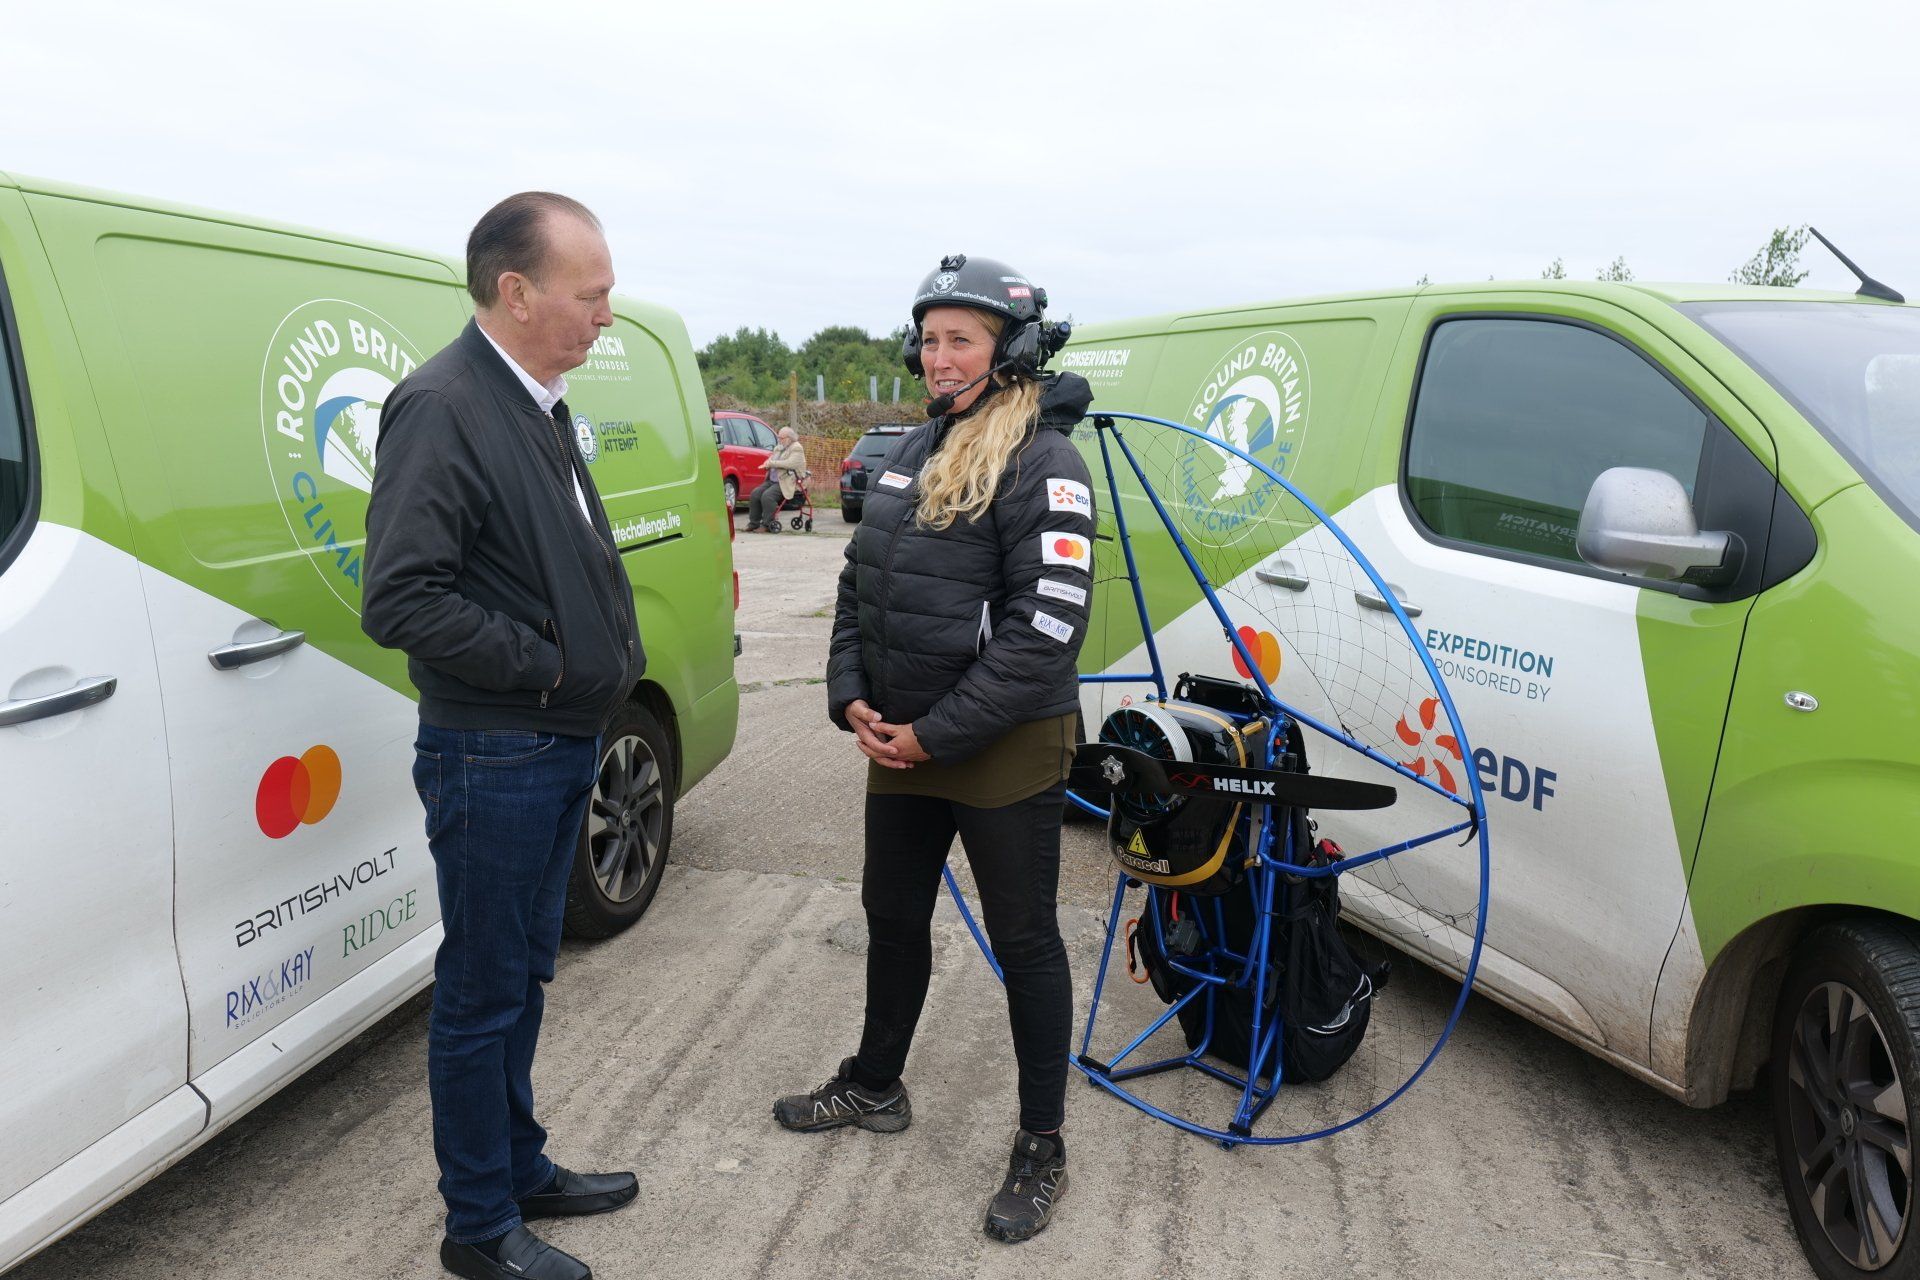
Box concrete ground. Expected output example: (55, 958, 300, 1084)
(18, 517, 1809, 1280)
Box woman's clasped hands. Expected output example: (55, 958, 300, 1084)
(845, 699, 930, 769)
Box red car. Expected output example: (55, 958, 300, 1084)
(713, 412, 777, 511)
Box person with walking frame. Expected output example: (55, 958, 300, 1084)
(746, 426, 810, 532)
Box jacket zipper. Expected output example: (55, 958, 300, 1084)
(874, 465, 915, 712)
(547, 414, 637, 669)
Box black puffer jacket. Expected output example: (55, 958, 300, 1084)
(827, 372, 1096, 763)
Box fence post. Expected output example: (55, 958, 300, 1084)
(788, 370, 799, 432)
(815, 374, 825, 403)
(869, 375, 878, 402)
(892, 377, 900, 404)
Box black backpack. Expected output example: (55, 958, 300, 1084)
(1128, 806, 1390, 1084)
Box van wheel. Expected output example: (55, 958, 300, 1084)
(564, 700, 675, 939)
(724, 477, 739, 511)
(1772, 920, 1920, 1279)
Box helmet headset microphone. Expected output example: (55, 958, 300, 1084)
(903, 254, 1071, 415)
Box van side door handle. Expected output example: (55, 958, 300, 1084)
(1355, 585, 1423, 618)
(1255, 561, 1309, 592)
(207, 629, 307, 671)
(0, 675, 118, 727)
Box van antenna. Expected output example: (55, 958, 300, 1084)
(1808, 226, 1905, 303)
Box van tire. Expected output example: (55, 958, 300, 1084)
(1772, 919, 1920, 1280)
(564, 700, 676, 939)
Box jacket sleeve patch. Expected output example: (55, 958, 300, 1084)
(1031, 610, 1076, 644)
(1046, 478, 1093, 516)
(1036, 577, 1088, 606)
(1039, 532, 1091, 571)
(877, 469, 912, 490)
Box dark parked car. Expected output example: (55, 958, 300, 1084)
(838, 424, 915, 522)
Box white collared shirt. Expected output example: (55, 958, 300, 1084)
(478, 323, 591, 519)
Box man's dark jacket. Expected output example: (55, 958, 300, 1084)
(362, 319, 644, 737)
(826, 372, 1096, 763)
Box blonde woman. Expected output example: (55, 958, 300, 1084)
(774, 255, 1094, 1244)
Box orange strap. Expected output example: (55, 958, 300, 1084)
(1123, 918, 1151, 983)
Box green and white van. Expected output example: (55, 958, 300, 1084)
(1064, 281, 1919, 1279)
(0, 173, 736, 1270)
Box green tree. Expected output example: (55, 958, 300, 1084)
(793, 325, 909, 402)
(1597, 256, 1634, 282)
(697, 326, 792, 403)
(1729, 225, 1811, 287)
(1541, 257, 1566, 280)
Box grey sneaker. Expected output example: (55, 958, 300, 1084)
(983, 1129, 1068, 1243)
(772, 1056, 911, 1133)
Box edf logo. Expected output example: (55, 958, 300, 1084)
(1472, 748, 1558, 811)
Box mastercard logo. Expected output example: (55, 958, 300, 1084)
(256, 745, 343, 840)
(1231, 626, 1282, 683)
(1052, 537, 1086, 560)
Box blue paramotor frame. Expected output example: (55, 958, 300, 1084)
(940, 410, 1492, 1146)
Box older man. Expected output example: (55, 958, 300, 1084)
(363, 193, 644, 1280)
(746, 425, 810, 532)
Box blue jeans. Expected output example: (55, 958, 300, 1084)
(412, 724, 600, 1244)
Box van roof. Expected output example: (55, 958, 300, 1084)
(0, 169, 690, 335)
(1066, 279, 1906, 343)
(11, 170, 454, 271)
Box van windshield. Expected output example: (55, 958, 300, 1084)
(1682, 300, 1920, 530)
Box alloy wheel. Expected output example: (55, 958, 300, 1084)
(586, 733, 666, 904)
(1785, 979, 1913, 1271)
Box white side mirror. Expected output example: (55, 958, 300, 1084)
(1576, 467, 1736, 584)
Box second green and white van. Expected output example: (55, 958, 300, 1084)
(0, 173, 736, 1271)
(1064, 279, 1919, 1280)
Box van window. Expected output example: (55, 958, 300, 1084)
(1404, 318, 1711, 564)
(1680, 301, 1920, 533)
(0, 292, 29, 553)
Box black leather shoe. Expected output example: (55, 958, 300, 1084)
(516, 1164, 639, 1219)
(440, 1225, 590, 1280)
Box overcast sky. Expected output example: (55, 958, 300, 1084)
(6, 0, 1917, 348)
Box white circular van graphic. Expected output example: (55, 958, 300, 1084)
(260, 300, 424, 614)
(1176, 329, 1311, 547)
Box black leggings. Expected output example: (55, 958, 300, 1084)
(853, 782, 1072, 1133)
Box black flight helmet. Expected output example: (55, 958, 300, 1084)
(902, 253, 1056, 378)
